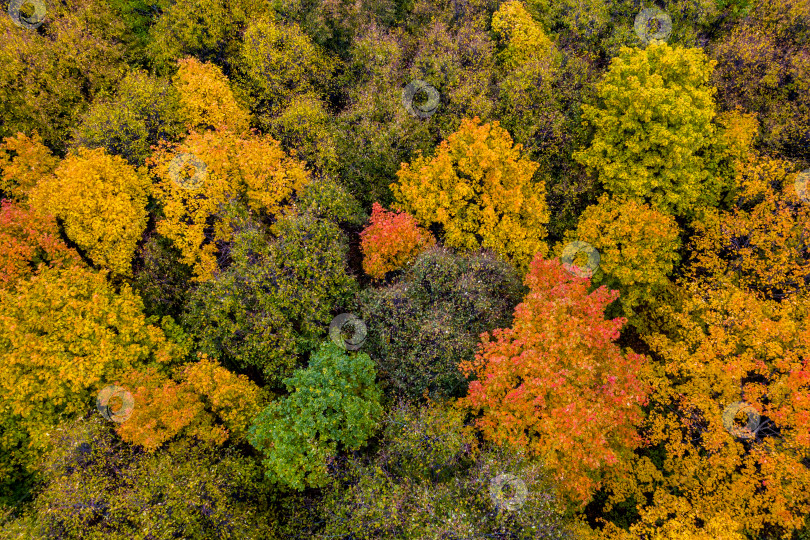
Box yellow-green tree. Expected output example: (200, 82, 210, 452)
(149, 128, 311, 281)
(391, 117, 549, 272)
(574, 42, 727, 217)
(0, 265, 183, 485)
(236, 18, 334, 120)
(29, 147, 151, 277)
(173, 57, 251, 134)
(560, 194, 681, 321)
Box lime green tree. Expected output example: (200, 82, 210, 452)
(574, 42, 729, 217)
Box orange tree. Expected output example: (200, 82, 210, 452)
(598, 279, 810, 539)
(114, 353, 266, 452)
(458, 254, 650, 507)
(391, 117, 550, 273)
(0, 200, 83, 289)
(359, 202, 435, 280)
(687, 154, 810, 301)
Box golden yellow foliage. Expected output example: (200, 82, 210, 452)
(391, 117, 549, 272)
(28, 147, 150, 276)
(149, 128, 311, 281)
(173, 57, 251, 134)
(0, 132, 59, 201)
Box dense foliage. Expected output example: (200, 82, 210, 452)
(2, 0, 810, 537)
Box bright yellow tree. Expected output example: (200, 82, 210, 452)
(391, 117, 549, 272)
(149, 128, 311, 281)
(28, 147, 150, 276)
(0, 132, 59, 201)
(173, 57, 251, 134)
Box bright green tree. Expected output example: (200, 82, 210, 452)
(247, 341, 382, 490)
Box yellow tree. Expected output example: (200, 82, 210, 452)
(0, 265, 183, 484)
(28, 147, 150, 277)
(391, 117, 549, 272)
(149, 128, 311, 281)
(173, 57, 251, 134)
(0, 132, 59, 201)
(561, 193, 681, 322)
(600, 280, 810, 538)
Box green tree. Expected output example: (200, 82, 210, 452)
(182, 210, 356, 386)
(0, 416, 275, 539)
(247, 341, 382, 490)
(358, 246, 525, 401)
(71, 70, 187, 167)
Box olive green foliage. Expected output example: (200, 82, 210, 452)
(247, 342, 382, 490)
(71, 70, 186, 166)
(182, 210, 356, 387)
(267, 94, 340, 175)
(131, 233, 196, 320)
(709, 0, 810, 160)
(0, 0, 130, 152)
(236, 18, 335, 121)
(305, 400, 575, 539)
(574, 41, 729, 217)
(146, 0, 269, 74)
(295, 175, 367, 227)
(358, 246, 524, 401)
(0, 416, 274, 539)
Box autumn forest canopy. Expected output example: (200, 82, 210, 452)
(0, 0, 809, 537)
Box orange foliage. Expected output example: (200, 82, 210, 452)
(359, 202, 435, 279)
(458, 254, 650, 507)
(0, 200, 82, 288)
(115, 354, 265, 452)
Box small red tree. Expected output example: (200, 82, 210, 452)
(458, 254, 650, 507)
(359, 202, 435, 280)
